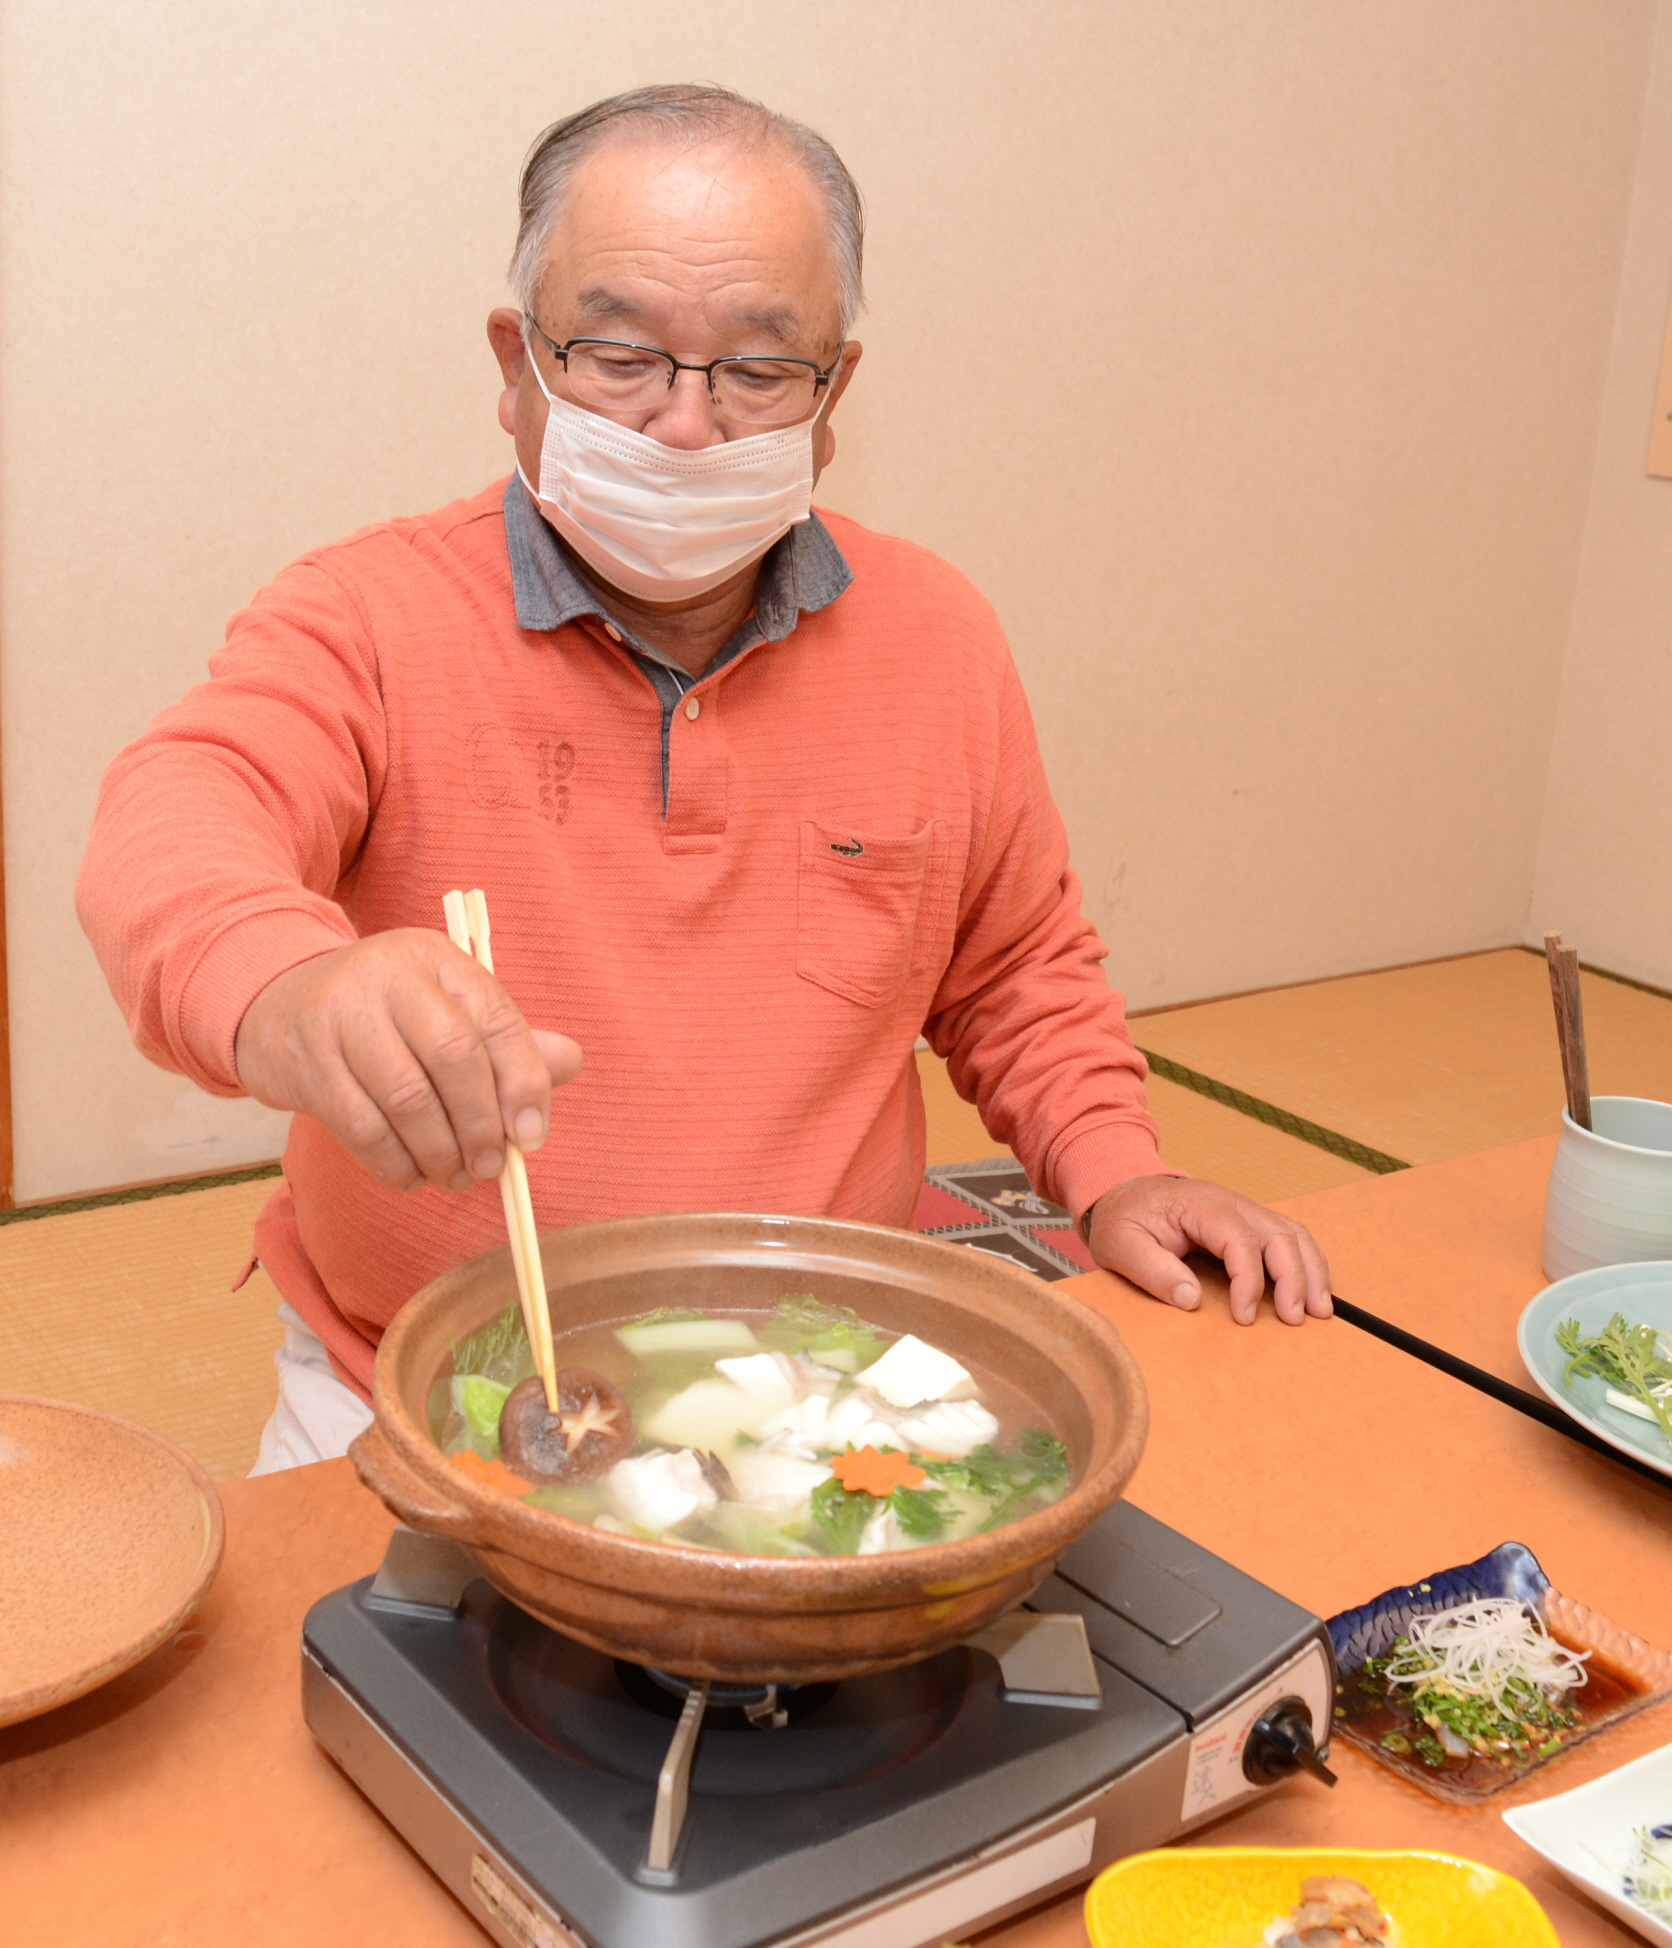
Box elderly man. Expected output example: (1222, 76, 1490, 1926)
(78, 85, 1330, 1469)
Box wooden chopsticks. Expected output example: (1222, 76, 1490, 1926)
(1543, 929, 1592, 1131)
(443, 888, 558, 1410)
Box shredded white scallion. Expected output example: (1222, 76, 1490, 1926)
(1381, 1597, 1590, 1707)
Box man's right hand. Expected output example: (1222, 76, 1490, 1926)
(233, 930, 583, 1193)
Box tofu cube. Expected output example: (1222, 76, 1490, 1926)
(855, 1334, 972, 1409)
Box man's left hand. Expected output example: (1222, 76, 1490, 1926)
(1086, 1176, 1333, 1326)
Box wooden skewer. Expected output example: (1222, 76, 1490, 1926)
(1543, 929, 1592, 1132)
(443, 888, 559, 1410)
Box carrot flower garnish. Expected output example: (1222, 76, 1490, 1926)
(832, 1445, 926, 1496)
(450, 1448, 532, 1496)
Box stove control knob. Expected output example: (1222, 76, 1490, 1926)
(1241, 1695, 1338, 1789)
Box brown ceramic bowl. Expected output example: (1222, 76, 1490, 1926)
(0, 1396, 224, 1728)
(351, 1212, 1147, 1683)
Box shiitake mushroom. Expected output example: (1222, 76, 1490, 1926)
(498, 1369, 634, 1483)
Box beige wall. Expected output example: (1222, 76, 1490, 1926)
(0, 0, 1657, 1199)
(1531, 5, 1672, 990)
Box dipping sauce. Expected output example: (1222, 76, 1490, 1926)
(1334, 1600, 1644, 1796)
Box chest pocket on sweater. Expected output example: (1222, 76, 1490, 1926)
(797, 819, 944, 1009)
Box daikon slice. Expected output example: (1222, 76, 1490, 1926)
(642, 1379, 773, 1451)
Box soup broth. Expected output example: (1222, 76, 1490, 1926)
(432, 1294, 1075, 1557)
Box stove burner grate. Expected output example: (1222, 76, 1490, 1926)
(619, 1662, 838, 1730)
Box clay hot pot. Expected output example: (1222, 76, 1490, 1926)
(351, 1212, 1147, 1683)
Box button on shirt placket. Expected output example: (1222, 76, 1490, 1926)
(665, 680, 726, 852)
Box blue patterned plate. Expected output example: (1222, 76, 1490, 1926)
(1328, 1544, 1672, 1804)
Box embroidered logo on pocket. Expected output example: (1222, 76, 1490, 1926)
(829, 838, 864, 857)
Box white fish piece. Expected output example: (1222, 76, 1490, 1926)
(642, 1378, 774, 1451)
(823, 1391, 884, 1451)
(714, 1352, 799, 1411)
(604, 1449, 718, 1533)
(726, 1448, 833, 1513)
(856, 1333, 973, 1409)
(593, 1512, 630, 1534)
(850, 1420, 905, 1454)
(857, 1504, 908, 1555)
(759, 1393, 832, 1453)
(785, 1352, 844, 1394)
(895, 1400, 1000, 1459)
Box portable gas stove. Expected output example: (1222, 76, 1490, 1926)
(303, 1501, 1335, 1948)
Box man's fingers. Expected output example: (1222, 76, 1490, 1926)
(1260, 1227, 1311, 1326)
(309, 1051, 428, 1192)
(344, 999, 496, 1189)
(234, 931, 585, 1198)
(461, 984, 560, 1154)
(1092, 1218, 1204, 1312)
(1217, 1222, 1270, 1325)
(1297, 1227, 1335, 1317)
(534, 1029, 585, 1089)
(1085, 1176, 1335, 1328)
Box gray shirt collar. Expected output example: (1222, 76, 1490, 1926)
(503, 473, 852, 671)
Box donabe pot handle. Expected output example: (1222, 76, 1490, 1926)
(350, 1424, 474, 1537)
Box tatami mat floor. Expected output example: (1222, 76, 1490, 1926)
(1134, 947, 1672, 1168)
(0, 1180, 285, 1481)
(6, 948, 1668, 1481)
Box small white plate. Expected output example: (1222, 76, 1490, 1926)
(1503, 1741, 1672, 1944)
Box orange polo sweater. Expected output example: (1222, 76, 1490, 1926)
(78, 482, 1165, 1394)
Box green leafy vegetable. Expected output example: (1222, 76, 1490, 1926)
(773, 1294, 834, 1328)
(450, 1307, 536, 1389)
(772, 1293, 888, 1372)
(888, 1485, 950, 1539)
(919, 1429, 1069, 1528)
(452, 1375, 510, 1452)
(625, 1306, 708, 1327)
(810, 1471, 949, 1546)
(1557, 1312, 1672, 1445)
(808, 1474, 872, 1552)
(708, 1503, 821, 1557)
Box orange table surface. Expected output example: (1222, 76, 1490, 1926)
(1281, 1132, 1564, 1390)
(3, 1138, 1668, 1948)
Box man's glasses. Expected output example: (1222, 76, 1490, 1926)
(526, 317, 841, 428)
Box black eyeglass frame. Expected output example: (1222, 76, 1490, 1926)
(524, 315, 843, 413)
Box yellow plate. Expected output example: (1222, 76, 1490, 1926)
(1084, 1846, 1557, 1948)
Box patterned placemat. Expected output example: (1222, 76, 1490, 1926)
(914, 1158, 1096, 1281)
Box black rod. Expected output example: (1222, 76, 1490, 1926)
(1332, 1294, 1671, 1492)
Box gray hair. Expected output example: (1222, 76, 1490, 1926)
(509, 84, 865, 340)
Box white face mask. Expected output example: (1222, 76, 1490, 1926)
(518, 343, 817, 602)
